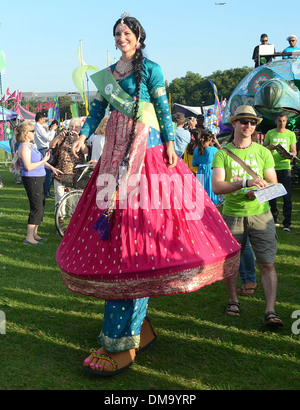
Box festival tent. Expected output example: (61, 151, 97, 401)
(0, 140, 11, 154)
(0, 107, 19, 154)
(0, 106, 19, 121)
(173, 102, 232, 135)
(13, 102, 35, 121)
(173, 103, 215, 117)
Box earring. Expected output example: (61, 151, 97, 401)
(136, 36, 141, 50)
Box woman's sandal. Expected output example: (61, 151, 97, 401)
(237, 284, 258, 296)
(225, 301, 240, 316)
(136, 316, 157, 354)
(265, 311, 284, 328)
(82, 317, 157, 377)
(82, 349, 135, 377)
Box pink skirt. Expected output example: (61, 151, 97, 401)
(57, 112, 240, 300)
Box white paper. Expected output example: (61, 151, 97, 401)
(75, 164, 94, 169)
(253, 183, 287, 203)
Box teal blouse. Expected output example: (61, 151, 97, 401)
(80, 58, 174, 142)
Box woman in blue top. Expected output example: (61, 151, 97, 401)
(16, 122, 62, 245)
(192, 129, 219, 205)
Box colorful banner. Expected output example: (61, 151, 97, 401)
(33, 104, 42, 113)
(209, 80, 222, 123)
(48, 107, 54, 120)
(70, 103, 79, 118)
(54, 95, 60, 121)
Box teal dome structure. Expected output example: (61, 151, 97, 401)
(222, 59, 300, 132)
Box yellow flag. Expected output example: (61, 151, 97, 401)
(72, 40, 99, 106)
(78, 41, 86, 66)
(72, 65, 98, 101)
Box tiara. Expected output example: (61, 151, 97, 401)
(121, 12, 130, 23)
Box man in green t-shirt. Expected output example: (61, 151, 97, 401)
(264, 113, 297, 231)
(212, 105, 283, 327)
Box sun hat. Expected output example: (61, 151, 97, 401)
(229, 105, 263, 125)
(287, 34, 297, 41)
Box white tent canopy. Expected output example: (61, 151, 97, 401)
(173, 103, 215, 117)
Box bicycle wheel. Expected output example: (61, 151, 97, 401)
(55, 190, 83, 237)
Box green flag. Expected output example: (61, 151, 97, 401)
(72, 64, 98, 101)
(70, 103, 79, 118)
(0, 23, 6, 71)
(0, 50, 6, 71)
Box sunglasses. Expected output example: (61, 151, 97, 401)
(29, 129, 35, 132)
(289, 39, 296, 42)
(239, 119, 257, 126)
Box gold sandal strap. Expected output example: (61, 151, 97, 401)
(91, 353, 118, 370)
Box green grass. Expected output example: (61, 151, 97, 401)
(0, 162, 300, 390)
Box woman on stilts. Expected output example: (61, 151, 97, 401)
(56, 13, 240, 377)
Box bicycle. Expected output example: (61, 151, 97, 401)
(55, 165, 93, 237)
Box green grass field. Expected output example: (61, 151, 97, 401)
(0, 160, 299, 391)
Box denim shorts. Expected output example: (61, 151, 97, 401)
(222, 210, 277, 264)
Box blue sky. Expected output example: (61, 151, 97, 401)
(1, 0, 300, 94)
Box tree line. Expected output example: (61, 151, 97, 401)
(166, 66, 253, 109)
(20, 66, 253, 119)
(20, 96, 87, 120)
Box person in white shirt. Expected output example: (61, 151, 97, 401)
(34, 113, 58, 197)
(86, 116, 109, 165)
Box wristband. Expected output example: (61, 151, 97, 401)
(242, 179, 247, 188)
(246, 179, 249, 188)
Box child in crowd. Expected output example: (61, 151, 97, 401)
(183, 128, 202, 175)
(192, 129, 219, 205)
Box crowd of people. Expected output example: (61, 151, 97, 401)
(5, 17, 300, 379)
(11, 112, 108, 245)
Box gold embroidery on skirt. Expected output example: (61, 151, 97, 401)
(99, 331, 140, 351)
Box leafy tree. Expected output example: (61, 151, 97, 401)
(19, 97, 87, 120)
(167, 66, 253, 111)
(58, 96, 73, 120)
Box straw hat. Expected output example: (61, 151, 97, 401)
(229, 105, 263, 125)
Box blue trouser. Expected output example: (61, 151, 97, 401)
(38, 148, 52, 196)
(98, 298, 149, 353)
(239, 236, 256, 284)
(269, 169, 292, 228)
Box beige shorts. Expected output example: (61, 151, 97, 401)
(222, 211, 277, 264)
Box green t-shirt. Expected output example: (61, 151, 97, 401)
(212, 142, 275, 217)
(264, 128, 296, 170)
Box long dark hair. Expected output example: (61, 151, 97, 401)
(113, 16, 146, 164)
(187, 129, 202, 156)
(197, 129, 213, 156)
